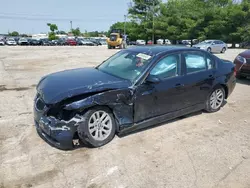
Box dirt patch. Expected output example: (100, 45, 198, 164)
(3, 169, 59, 188)
(0, 85, 32, 92)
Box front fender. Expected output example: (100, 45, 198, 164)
(64, 89, 134, 129)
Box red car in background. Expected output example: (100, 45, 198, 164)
(66, 39, 77, 46)
(147, 40, 153, 45)
(234, 50, 250, 79)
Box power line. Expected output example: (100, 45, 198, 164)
(0, 15, 121, 22)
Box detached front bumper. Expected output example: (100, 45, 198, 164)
(34, 118, 76, 150)
(34, 106, 81, 150)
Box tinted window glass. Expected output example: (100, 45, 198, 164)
(184, 53, 206, 74)
(150, 54, 179, 79)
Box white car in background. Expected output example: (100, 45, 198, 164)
(18, 38, 29, 45)
(6, 38, 17, 45)
(0, 40, 4, 45)
(157, 39, 171, 45)
(136, 39, 146, 45)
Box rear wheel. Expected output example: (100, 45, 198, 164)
(205, 87, 225, 113)
(77, 107, 116, 148)
(108, 45, 111, 49)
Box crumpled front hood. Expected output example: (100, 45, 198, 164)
(37, 67, 131, 104)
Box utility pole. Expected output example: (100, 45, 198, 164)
(70, 21, 72, 31)
(124, 15, 127, 35)
(152, 0, 155, 44)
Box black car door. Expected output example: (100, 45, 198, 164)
(180, 51, 216, 107)
(134, 53, 187, 123)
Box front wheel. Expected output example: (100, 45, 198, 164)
(207, 47, 212, 53)
(77, 107, 116, 147)
(205, 87, 225, 113)
(221, 47, 226, 53)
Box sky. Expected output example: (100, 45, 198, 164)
(0, 0, 131, 34)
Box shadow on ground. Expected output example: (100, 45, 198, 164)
(236, 78, 250, 85)
(38, 100, 228, 151)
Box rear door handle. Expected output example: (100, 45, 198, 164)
(208, 74, 215, 79)
(175, 83, 184, 87)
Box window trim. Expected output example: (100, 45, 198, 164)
(148, 52, 182, 81)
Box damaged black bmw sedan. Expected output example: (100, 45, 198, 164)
(34, 46, 236, 149)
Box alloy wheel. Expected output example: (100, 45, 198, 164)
(210, 89, 224, 110)
(88, 110, 112, 141)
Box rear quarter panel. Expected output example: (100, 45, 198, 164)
(214, 57, 236, 97)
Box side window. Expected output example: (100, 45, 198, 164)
(184, 53, 206, 74)
(150, 54, 180, 79)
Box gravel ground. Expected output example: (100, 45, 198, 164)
(0, 46, 250, 188)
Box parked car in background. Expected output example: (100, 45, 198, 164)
(157, 39, 171, 45)
(57, 38, 66, 46)
(234, 50, 250, 79)
(40, 38, 51, 46)
(28, 39, 41, 46)
(136, 39, 146, 45)
(34, 46, 236, 149)
(99, 39, 107, 45)
(165, 39, 171, 45)
(193, 40, 227, 53)
(78, 39, 95, 46)
(18, 38, 29, 45)
(0, 40, 4, 45)
(51, 39, 59, 46)
(147, 40, 153, 45)
(129, 41, 137, 45)
(239, 41, 250, 49)
(177, 41, 190, 46)
(6, 38, 17, 45)
(90, 39, 102, 46)
(65, 39, 77, 46)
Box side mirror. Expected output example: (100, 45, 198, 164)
(145, 74, 160, 84)
(212, 43, 215, 45)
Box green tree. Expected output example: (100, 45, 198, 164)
(71, 27, 81, 36)
(9, 31, 19, 36)
(47, 23, 59, 40)
(128, 0, 162, 42)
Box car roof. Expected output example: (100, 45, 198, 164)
(126, 45, 192, 56)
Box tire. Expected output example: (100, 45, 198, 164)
(205, 86, 225, 113)
(221, 47, 226, 53)
(77, 106, 116, 148)
(108, 45, 111, 49)
(207, 47, 212, 53)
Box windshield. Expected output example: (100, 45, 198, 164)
(98, 50, 153, 82)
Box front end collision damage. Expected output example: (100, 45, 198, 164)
(35, 89, 134, 149)
(36, 114, 84, 149)
(64, 89, 134, 130)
